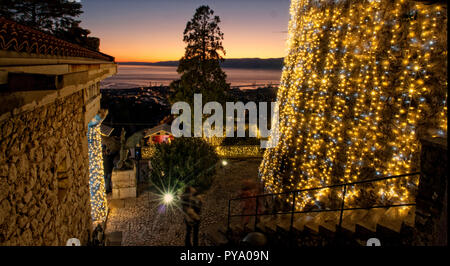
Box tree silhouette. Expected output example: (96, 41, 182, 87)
(169, 5, 230, 106)
(0, 0, 99, 50)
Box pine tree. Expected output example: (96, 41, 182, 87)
(0, 0, 99, 50)
(169, 5, 229, 106)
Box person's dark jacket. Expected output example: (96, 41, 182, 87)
(181, 193, 203, 225)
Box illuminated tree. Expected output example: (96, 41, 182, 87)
(260, 0, 447, 210)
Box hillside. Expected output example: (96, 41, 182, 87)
(119, 58, 284, 70)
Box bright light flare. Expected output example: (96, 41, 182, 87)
(222, 160, 228, 166)
(163, 192, 174, 205)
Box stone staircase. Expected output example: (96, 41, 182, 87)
(206, 206, 416, 247)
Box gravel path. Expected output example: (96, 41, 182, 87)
(105, 158, 262, 246)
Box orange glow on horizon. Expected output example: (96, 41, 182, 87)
(92, 17, 287, 62)
(100, 37, 287, 62)
(81, 1, 290, 62)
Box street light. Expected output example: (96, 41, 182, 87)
(222, 160, 228, 177)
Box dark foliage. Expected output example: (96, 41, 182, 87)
(149, 138, 219, 193)
(0, 0, 99, 50)
(169, 5, 230, 106)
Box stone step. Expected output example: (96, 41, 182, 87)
(263, 218, 278, 233)
(255, 216, 274, 232)
(229, 223, 244, 234)
(341, 209, 369, 233)
(207, 230, 229, 246)
(243, 222, 254, 233)
(105, 231, 122, 246)
(260, 215, 289, 234)
(318, 212, 339, 233)
(224, 205, 416, 247)
(255, 221, 268, 232)
(292, 213, 318, 232)
(256, 216, 280, 245)
(402, 206, 416, 229)
(209, 222, 228, 236)
(376, 206, 414, 233)
(355, 208, 387, 234)
(276, 217, 292, 233)
(273, 218, 292, 246)
(226, 223, 244, 245)
(305, 212, 336, 233)
(227, 222, 244, 242)
(218, 225, 228, 235)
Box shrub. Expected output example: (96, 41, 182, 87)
(149, 137, 219, 193)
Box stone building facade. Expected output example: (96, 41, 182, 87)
(0, 18, 116, 245)
(0, 91, 92, 245)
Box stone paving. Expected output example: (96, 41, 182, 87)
(105, 158, 262, 246)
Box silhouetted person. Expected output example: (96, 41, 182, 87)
(181, 186, 202, 246)
(91, 224, 104, 246)
(238, 179, 263, 226)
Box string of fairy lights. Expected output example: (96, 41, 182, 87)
(260, 0, 447, 211)
(215, 145, 262, 158)
(87, 117, 108, 222)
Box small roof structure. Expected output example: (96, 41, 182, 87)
(100, 124, 114, 137)
(144, 123, 172, 137)
(0, 17, 115, 61)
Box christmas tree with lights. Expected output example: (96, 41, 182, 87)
(260, 0, 447, 211)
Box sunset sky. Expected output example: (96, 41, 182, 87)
(80, 0, 290, 62)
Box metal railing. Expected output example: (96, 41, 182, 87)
(227, 172, 420, 235)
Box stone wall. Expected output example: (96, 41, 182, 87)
(0, 91, 92, 246)
(413, 136, 448, 246)
(111, 166, 137, 200)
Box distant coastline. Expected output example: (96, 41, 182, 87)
(101, 62, 283, 89)
(118, 57, 284, 70)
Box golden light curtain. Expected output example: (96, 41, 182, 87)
(259, 0, 447, 210)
